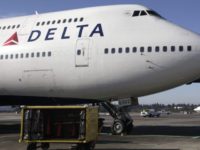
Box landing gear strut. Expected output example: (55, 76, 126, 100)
(101, 102, 133, 135)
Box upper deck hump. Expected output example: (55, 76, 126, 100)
(0, 4, 149, 21)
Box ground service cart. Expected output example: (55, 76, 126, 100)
(19, 106, 99, 150)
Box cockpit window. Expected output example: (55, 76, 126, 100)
(132, 11, 140, 17)
(140, 10, 147, 16)
(132, 10, 164, 19)
(147, 10, 163, 18)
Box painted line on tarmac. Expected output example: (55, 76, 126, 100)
(0, 135, 17, 139)
(192, 136, 200, 139)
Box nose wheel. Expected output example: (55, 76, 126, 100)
(112, 120, 124, 135)
(101, 102, 134, 135)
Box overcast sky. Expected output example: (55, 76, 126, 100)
(0, 0, 200, 104)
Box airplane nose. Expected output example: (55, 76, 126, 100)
(186, 32, 200, 53)
(195, 41, 200, 53)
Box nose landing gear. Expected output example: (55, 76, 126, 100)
(101, 102, 133, 135)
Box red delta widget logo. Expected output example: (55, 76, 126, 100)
(3, 32, 19, 46)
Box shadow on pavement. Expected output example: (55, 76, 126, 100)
(49, 149, 179, 150)
(0, 124, 20, 134)
(96, 149, 179, 150)
(102, 126, 200, 136)
(1, 123, 200, 137)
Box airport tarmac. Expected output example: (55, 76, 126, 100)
(0, 112, 200, 150)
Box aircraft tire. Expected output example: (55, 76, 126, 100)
(112, 119, 124, 135)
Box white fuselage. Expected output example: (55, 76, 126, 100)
(0, 5, 199, 101)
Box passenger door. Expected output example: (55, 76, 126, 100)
(75, 39, 90, 67)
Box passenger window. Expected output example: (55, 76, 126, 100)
(17, 25, 20, 28)
(10, 54, 13, 59)
(148, 47, 152, 52)
(155, 46, 160, 52)
(118, 48, 123, 53)
(140, 47, 144, 53)
(163, 46, 167, 52)
(179, 46, 183, 52)
(57, 20, 61, 24)
(77, 50, 81, 55)
(140, 11, 147, 16)
(111, 48, 115, 54)
(187, 46, 192, 51)
(3, 26, 6, 30)
(5, 55, 8, 59)
(37, 52, 40, 57)
(171, 46, 175, 52)
(42, 52, 46, 57)
(104, 48, 109, 54)
(20, 54, 24, 58)
(48, 52, 52, 57)
(41, 22, 45, 26)
(63, 19, 67, 23)
(126, 47, 130, 53)
(7, 26, 11, 29)
(12, 25, 16, 29)
(31, 53, 34, 58)
(74, 18, 78, 22)
(26, 53, 29, 58)
(68, 18, 72, 23)
(36, 22, 40, 26)
(47, 21, 51, 25)
(133, 47, 137, 53)
(15, 54, 18, 59)
(132, 11, 140, 17)
(80, 18, 84, 22)
(0, 55, 3, 60)
(52, 20, 56, 24)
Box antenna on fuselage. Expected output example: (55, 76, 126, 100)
(35, 11, 39, 15)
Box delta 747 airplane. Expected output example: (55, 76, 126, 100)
(0, 4, 200, 134)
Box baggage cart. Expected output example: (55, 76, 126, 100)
(19, 105, 99, 150)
